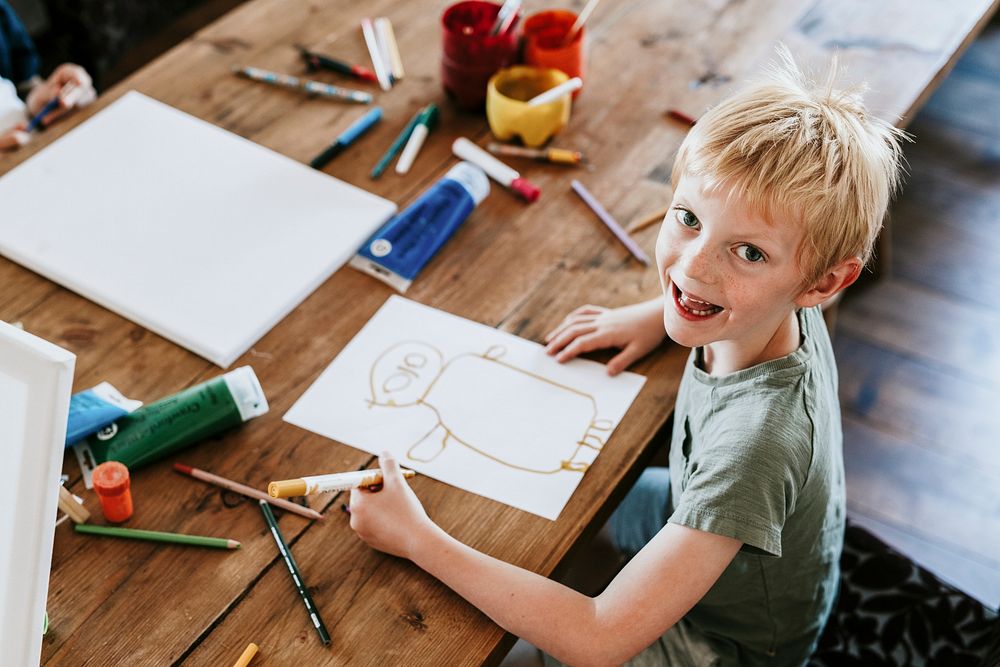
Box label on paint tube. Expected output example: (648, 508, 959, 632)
(350, 161, 489, 292)
(66, 382, 143, 447)
(73, 366, 268, 488)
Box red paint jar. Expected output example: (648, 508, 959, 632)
(92, 461, 133, 523)
(523, 10, 587, 97)
(441, 1, 521, 111)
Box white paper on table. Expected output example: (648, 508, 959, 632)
(284, 296, 647, 520)
(0, 91, 397, 367)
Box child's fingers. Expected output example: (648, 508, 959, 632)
(379, 450, 402, 485)
(0, 130, 30, 150)
(543, 306, 604, 342)
(607, 343, 643, 376)
(555, 332, 604, 363)
(545, 323, 597, 356)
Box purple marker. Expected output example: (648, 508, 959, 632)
(571, 180, 651, 266)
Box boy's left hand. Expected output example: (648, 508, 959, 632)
(349, 451, 434, 560)
(26, 64, 96, 125)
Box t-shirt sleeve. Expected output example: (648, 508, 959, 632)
(668, 406, 812, 557)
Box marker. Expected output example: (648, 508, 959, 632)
(234, 66, 372, 104)
(259, 501, 331, 646)
(525, 77, 583, 107)
(173, 463, 323, 521)
(395, 104, 438, 174)
(269, 468, 417, 497)
(491, 0, 521, 36)
(362, 18, 393, 91)
(666, 109, 697, 127)
(296, 45, 377, 83)
(563, 0, 601, 45)
(74, 524, 240, 550)
(232, 643, 259, 667)
(26, 83, 80, 132)
(310, 106, 383, 169)
(571, 179, 651, 265)
(370, 108, 421, 179)
(452, 137, 541, 202)
(487, 142, 585, 166)
(374, 17, 404, 82)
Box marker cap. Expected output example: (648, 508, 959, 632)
(269, 479, 308, 498)
(93, 461, 134, 523)
(510, 177, 541, 203)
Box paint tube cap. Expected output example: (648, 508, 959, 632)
(222, 366, 270, 422)
(445, 162, 490, 206)
(510, 177, 541, 203)
(93, 461, 130, 496)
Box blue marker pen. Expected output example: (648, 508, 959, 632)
(26, 98, 59, 132)
(310, 106, 383, 169)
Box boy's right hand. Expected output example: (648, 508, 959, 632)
(544, 298, 666, 375)
(0, 122, 30, 151)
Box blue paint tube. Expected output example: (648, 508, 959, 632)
(66, 382, 143, 447)
(350, 161, 490, 291)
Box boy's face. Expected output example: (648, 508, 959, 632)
(655, 172, 808, 350)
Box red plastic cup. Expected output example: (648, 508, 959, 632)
(92, 461, 134, 523)
(441, 1, 521, 111)
(522, 10, 587, 97)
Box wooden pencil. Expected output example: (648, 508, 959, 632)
(75, 524, 240, 549)
(627, 205, 670, 233)
(173, 463, 323, 521)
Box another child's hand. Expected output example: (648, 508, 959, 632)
(544, 299, 666, 375)
(0, 121, 30, 150)
(349, 451, 434, 560)
(26, 64, 96, 124)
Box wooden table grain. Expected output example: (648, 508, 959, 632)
(1, 0, 994, 664)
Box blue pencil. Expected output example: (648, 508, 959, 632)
(26, 98, 59, 132)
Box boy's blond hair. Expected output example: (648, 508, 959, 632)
(672, 47, 908, 287)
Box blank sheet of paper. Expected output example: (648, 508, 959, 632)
(0, 92, 396, 367)
(284, 296, 646, 520)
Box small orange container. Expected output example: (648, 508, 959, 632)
(92, 461, 133, 523)
(522, 10, 586, 96)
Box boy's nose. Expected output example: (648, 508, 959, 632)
(679, 240, 717, 286)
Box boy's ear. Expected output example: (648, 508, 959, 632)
(796, 257, 863, 308)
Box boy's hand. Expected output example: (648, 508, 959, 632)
(349, 451, 434, 560)
(544, 299, 666, 376)
(0, 121, 30, 150)
(26, 64, 96, 124)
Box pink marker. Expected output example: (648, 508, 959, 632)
(452, 137, 540, 202)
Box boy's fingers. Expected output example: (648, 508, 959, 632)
(379, 450, 402, 484)
(556, 333, 603, 362)
(607, 344, 641, 376)
(545, 323, 597, 356)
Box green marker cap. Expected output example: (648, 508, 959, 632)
(418, 103, 439, 130)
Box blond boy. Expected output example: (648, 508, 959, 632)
(347, 51, 906, 666)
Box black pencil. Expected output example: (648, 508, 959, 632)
(259, 500, 331, 645)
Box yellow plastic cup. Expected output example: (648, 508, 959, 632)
(486, 66, 571, 147)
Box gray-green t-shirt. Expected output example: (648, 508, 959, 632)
(664, 305, 845, 666)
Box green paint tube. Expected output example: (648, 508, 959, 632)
(72, 366, 268, 488)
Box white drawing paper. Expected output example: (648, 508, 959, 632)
(284, 296, 646, 520)
(0, 91, 397, 367)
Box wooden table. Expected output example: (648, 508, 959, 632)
(1, 0, 994, 664)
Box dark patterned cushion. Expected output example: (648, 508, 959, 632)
(810, 523, 999, 667)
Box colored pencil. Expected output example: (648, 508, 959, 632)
(626, 205, 670, 233)
(75, 524, 240, 549)
(488, 142, 586, 166)
(571, 180, 651, 265)
(234, 66, 372, 104)
(259, 501, 331, 645)
(491, 0, 521, 36)
(232, 642, 259, 667)
(173, 463, 323, 521)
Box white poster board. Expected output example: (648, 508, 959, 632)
(284, 297, 646, 520)
(0, 92, 397, 367)
(0, 322, 75, 666)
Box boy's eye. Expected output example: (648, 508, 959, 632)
(736, 244, 766, 263)
(675, 208, 699, 228)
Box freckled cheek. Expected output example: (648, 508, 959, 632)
(654, 225, 676, 277)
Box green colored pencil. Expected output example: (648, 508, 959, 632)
(75, 524, 241, 550)
(259, 500, 331, 645)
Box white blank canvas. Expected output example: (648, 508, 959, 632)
(284, 297, 646, 520)
(0, 322, 75, 666)
(0, 92, 397, 367)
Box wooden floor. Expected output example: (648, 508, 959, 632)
(835, 17, 1000, 610)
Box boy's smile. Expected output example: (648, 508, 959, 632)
(655, 172, 810, 374)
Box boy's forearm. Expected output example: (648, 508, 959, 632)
(411, 523, 615, 666)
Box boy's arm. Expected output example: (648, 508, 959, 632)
(350, 454, 741, 667)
